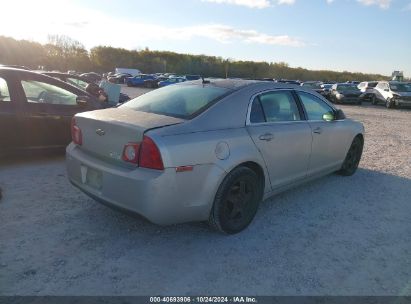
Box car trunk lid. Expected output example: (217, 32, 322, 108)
(74, 108, 184, 164)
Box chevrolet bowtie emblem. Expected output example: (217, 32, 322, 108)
(96, 129, 105, 136)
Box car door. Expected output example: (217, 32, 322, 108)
(17, 75, 94, 148)
(246, 90, 312, 189)
(376, 82, 390, 101)
(0, 74, 23, 152)
(295, 91, 350, 176)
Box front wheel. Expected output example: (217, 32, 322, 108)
(337, 136, 364, 176)
(386, 98, 395, 109)
(209, 167, 263, 234)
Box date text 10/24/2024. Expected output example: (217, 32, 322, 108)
(150, 297, 257, 303)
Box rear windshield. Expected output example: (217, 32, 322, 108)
(120, 84, 231, 119)
(337, 84, 360, 91)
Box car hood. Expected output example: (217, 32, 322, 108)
(393, 91, 411, 97)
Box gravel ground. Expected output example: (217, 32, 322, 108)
(0, 88, 410, 295)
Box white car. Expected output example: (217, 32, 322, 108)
(357, 81, 377, 101)
(373, 81, 411, 108)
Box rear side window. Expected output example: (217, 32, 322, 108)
(120, 84, 230, 119)
(368, 82, 377, 88)
(250, 91, 301, 123)
(0, 78, 11, 102)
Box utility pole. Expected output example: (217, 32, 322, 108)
(225, 59, 229, 79)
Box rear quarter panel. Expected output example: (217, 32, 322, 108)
(149, 127, 271, 194)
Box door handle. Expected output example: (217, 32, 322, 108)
(313, 127, 322, 134)
(258, 133, 274, 141)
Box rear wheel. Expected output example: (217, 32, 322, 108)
(209, 167, 263, 234)
(370, 94, 378, 105)
(338, 136, 363, 176)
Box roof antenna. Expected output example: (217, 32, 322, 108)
(202, 76, 210, 84)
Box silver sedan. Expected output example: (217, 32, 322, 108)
(66, 79, 364, 234)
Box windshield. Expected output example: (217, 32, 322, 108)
(337, 84, 360, 92)
(390, 83, 411, 92)
(120, 84, 231, 119)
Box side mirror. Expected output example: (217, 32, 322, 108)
(76, 96, 89, 106)
(322, 111, 335, 122)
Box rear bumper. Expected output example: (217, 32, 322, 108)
(66, 143, 225, 225)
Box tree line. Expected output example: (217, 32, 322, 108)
(0, 35, 390, 82)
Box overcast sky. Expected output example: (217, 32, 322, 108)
(1, 0, 410, 76)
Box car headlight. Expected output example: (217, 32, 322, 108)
(336, 93, 344, 99)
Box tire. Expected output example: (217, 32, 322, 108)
(126, 82, 132, 87)
(144, 82, 151, 88)
(370, 95, 378, 105)
(208, 167, 263, 234)
(337, 136, 364, 176)
(385, 98, 395, 109)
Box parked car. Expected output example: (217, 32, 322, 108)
(80, 72, 102, 83)
(373, 81, 411, 108)
(108, 73, 132, 84)
(301, 81, 323, 94)
(319, 83, 333, 100)
(41, 72, 130, 104)
(41, 72, 92, 90)
(185, 75, 202, 81)
(125, 74, 158, 88)
(329, 83, 362, 104)
(66, 79, 364, 234)
(277, 79, 301, 85)
(358, 81, 377, 101)
(158, 77, 186, 87)
(0, 68, 108, 156)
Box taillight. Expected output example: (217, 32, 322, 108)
(139, 136, 164, 170)
(71, 117, 82, 145)
(122, 143, 140, 164)
(122, 135, 164, 170)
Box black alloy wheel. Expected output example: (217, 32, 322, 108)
(338, 136, 364, 176)
(209, 167, 262, 234)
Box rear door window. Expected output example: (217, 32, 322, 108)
(0, 78, 11, 102)
(21, 80, 78, 105)
(249, 90, 301, 123)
